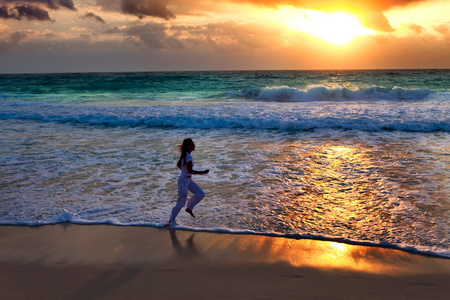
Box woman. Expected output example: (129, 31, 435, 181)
(168, 138, 209, 225)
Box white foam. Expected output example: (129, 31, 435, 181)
(234, 85, 432, 102)
(1, 97, 449, 132)
(56, 209, 76, 223)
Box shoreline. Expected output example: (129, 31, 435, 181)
(2, 222, 448, 259)
(160, 225, 450, 260)
(0, 224, 449, 299)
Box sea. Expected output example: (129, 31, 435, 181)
(0, 70, 449, 258)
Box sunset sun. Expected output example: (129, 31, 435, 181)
(282, 10, 376, 46)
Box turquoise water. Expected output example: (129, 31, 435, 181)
(0, 70, 449, 257)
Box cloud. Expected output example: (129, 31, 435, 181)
(170, 21, 282, 52)
(92, 0, 433, 31)
(121, 0, 175, 19)
(10, 30, 28, 44)
(103, 26, 122, 34)
(118, 20, 277, 51)
(233, 0, 433, 32)
(0, 4, 52, 21)
(0, 0, 76, 21)
(1, 19, 449, 73)
(82, 12, 105, 23)
(408, 23, 424, 34)
(58, 0, 76, 10)
(0, 23, 10, 31)
(124, 22, 183, 48)
(233, 0, 426, 9)
(1, 0, 76, 10)
(0, 30, 29, 51)
(434, 22, 449, 36)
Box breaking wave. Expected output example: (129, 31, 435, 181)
(1, 104, 448, 132)
(230, 86, 432, 102)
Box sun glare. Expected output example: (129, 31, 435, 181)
(282, 9, 375, 46)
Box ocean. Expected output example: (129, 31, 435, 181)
(0, 70, 449, 258)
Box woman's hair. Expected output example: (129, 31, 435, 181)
(177, 138, 193, 165)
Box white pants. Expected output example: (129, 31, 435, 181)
(170, 176, 205, 222)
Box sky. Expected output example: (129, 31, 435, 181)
(0, 0, 449, 73)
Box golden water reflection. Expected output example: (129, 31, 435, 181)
(251, 138, 447, 249)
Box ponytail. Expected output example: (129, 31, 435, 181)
(177, 138, 193, 166)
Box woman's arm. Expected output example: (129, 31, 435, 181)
(187, 161, 209, 175)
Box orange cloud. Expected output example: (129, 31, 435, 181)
(434, 22, 449, 36)
(109, 0, 432, 32)
(90, 1, 433, 32)
(230, 0, 431, 31)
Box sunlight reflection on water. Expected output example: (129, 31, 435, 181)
(246, 135, 448, 250)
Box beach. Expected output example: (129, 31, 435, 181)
(1, 71, 449, 258)
(1, 70, 449, 299)
(0, 224, 449, 300)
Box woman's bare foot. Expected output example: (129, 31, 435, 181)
(185, 208, 195, 218)
(164, 220, 178, 227)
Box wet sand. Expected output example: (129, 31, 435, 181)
(0, 224, 449, 299)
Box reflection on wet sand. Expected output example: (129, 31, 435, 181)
(169, 229, 200, 259)
(0, 225, 448, 275)
(167, 227, 448, 274)
(234, 235, 432, 274)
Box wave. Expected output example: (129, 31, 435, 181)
(229, 86, 433, 102)
(1, 106, 448, 133)
(1, 87, 449, 132)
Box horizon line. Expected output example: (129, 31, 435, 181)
(1, 68, 449, 76)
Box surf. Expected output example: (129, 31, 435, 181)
(1, 101, 448, 132)
(231, 85, 433, 102)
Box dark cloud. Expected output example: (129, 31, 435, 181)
(0, 0, 76, 21)
(0, 4, 52, 21)
(121, 0, 175, 20)
(82, 12, 105, 23)
(58, 0, 76, 10)
(1, 0, 76, 10)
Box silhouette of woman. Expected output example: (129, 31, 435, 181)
(167, 138, 209, 225)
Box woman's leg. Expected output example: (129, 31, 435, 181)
(186, 180, 205, 211)
(170, 177, 189, 222)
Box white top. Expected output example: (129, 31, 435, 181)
(180, 152, 193, 177)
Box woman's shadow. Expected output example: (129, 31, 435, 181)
(65, 263, 144, 300)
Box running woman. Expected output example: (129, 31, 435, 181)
(168, 138, 209, 225)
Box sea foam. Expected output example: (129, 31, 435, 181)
(1, 99, 448, 132)
(232, 86, 432, 102)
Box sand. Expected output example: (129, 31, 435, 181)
(0, 224, 449, 300)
